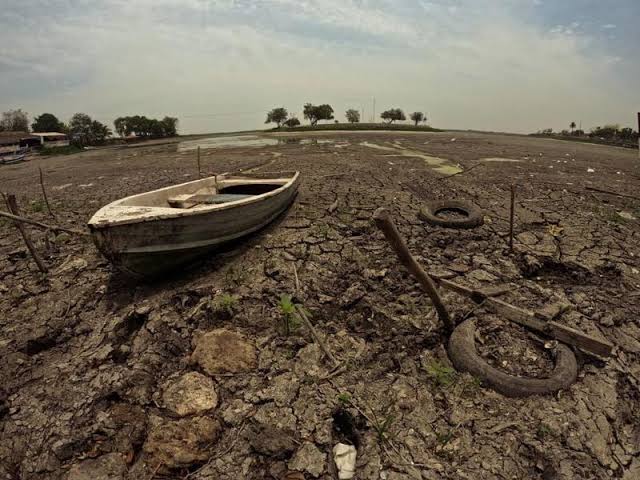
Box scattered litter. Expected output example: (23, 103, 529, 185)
(450, 138, 457, 142)
(52, 183, 73, 191)
(79, 183, 94, 188)
(333, 443, 357, 479)
(617, 211, 636, 221)
(587, 168, 595, 173)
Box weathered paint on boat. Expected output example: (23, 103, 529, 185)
(88, 173, 300, 277)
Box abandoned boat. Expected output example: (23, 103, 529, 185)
(88, 172, 300, 277)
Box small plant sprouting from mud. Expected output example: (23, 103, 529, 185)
(277, 294, 305, 335)
(372, 413, 395, 442)
(425, 360, 458, 387)
(215, 293, 239, 316)
(30, 199, 45, 213)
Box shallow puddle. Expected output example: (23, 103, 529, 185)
(362, 141, 462, 175)
(178, 135, 279, 151)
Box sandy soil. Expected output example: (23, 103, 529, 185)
(1, 131, 639, 479)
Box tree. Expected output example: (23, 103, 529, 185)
(380, 108, 406, 124)
(284, 117, 301, 128)
(114, 115, 178, 137)
(345, 109, 360, 123)
(1, 109, 29, 132)
(265, 108, 288, 128)
(69, 113, 111, 147)
(570, 121, 576, 133)
(31, 113, 64, 133)
(161, 116, 178, 136)
(410, 112, 425, 126)
(303, 103, 334, 126)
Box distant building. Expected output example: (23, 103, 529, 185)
(0, 131, 69, 153)
(31, 132, 70, 148)
(0, 131, 37, 154)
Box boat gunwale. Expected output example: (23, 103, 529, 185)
(88, 172, 300, 229)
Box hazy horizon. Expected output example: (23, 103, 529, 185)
(2, 1, 638, 135)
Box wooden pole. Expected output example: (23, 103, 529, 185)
(637, 112, 639, 159)
(373, 207, 453, 332)
(509, 184, 516, 252)
(0, 209, 89, 236)
(3, 194, 48, 273)
(39, 167, 56, 219)
(197, 146, 201, 178)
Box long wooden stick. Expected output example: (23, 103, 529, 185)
(0, 209, 89, 236)
(294, 305, 339, 367)
(39, 167, 56, 219)
(3, 194, 48, 273)
(373, 207, 453, 332)
(509, 184, 515, 252)
(585, 186, 640, 201)
(197, 146, 201, 178)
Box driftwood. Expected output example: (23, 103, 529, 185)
(429, 274, 613, 358)
(0, 210, 89, 237)
(585, 186, 640, 201)
(373, 207, 453, 332)
(3, 194, 48, 273)
(509, 184, 515, 252)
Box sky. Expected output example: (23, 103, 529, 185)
(1, 0, 638, 134)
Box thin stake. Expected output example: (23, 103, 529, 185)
(292, 262, 300, 293)
(39, 167, 56, 218)
(0, 210, 88, 236)
(509, 184, 516, 252)
(197, 146, 201, 178)
(373, 207, 453, 332)
(3, 194, 48, 273)
(294, 305, 339, 367)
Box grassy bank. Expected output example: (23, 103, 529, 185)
(529, 134, 639, 150)
(40, 145, 84, 156)
(274, 122, 443, 133)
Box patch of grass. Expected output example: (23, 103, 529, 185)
(436, 429, 454, 446)
(30, 199, 45, 213)
(40, 145, 83, 156)
(277, 294, 304, 335)
(425, 360, 458, 387)
(537, 423, 552, 439)
(273, 122, 443, 133)
(372, 414, 395, 442)
(337, 392, 351, 404)
(215, 293, 238, 316)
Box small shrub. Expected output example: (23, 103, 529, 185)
(215, 293, 238, 316)
(278, 294, 302, 335)
(30, 199, 45, 213)
(425, 360, 457, 387)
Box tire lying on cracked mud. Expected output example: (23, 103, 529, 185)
(418, 200, 484, 229)
(447, 319, 578, 397)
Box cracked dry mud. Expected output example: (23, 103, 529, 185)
(1, 131, 639, 479)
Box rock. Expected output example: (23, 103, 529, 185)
(467, 269, 497, 282)
(288, 442, 326, 478)
(339, 284, 366, 309)
(247, 422, 298, 458)
(162, 372, 218, 416)
(143, 415, 222, 469)
(66, 453, 126, 480)
(191, 329, 258, 375)
(333, 443, 357, 479)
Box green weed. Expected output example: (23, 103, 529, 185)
(215, 293, 238, 316)
(278, 294, 303, 335)
(425, 360, 458, 387)
(30, 199, 45, 213)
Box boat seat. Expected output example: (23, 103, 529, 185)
(168, 193, 253, 208)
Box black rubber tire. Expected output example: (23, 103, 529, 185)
(447, 319, 578, 398)
(418, 200, 484, 229)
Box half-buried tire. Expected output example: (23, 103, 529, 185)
(448, 319, 578, 398)
(419, 200, 483, 229)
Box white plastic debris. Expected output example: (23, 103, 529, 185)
(587, 168, 595, 173)
(333, 443, 357, 479)
(450, 138, 457, 142)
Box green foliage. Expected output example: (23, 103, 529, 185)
(265, 108, 288, 128)
(31, 113, 64, 133)
(283, 117, 300, 128)
(536, 423, 552, 438)
(1, 109, 29, 132)
(283, 122, 442, 133)
(570, 121, 576, 131)
(380, 108, 406, 124)
(372, 414, 395, 442)
(303, 103, 334, 125)
(113, 115, 178, 138)
(337, 392, 351, 404)
(30, 199, 45, 213)
(410, 111, 425, 126)
(69, 113, 111, 147)
(277, 294, 303, 335)
(345, 109, 360, 123)
(590, 124, 620, 139)
(215, 293, 239, 315)
(436, 429, 454, 445)
(425, 360, 457, 387)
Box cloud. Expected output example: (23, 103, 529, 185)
(0, 0, 637, 134)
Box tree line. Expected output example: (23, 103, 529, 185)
(265, 104, 428, 128)
(0, 109, 179, 147)
(537, 122, 638, 142)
